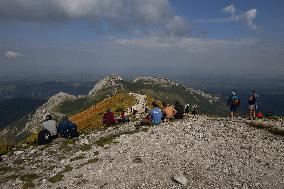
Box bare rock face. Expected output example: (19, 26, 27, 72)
(24, 92, 76, 132)
(0, 92, 76, 141)
(88, 74, 123, 96)
(134, 76, 179, 87)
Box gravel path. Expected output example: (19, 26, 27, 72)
(1, 116, 283, 189)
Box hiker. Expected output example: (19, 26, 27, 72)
(57, 116, 79, 138)
(227, 92, 240, 120)
(192, 104, 198, 118)
(174, 100, 184, 119)
(184, 103, 190, 115)
(162, 101, 177, 121)
(150, 101, 162, 125)
(41, 115, 57, 138)
(102, 108, 117, 126)
(117, 110, 130, 123)
(140, 114, 152, 125)
(38, 115, 57, 145)
(248, 90, 260, 120)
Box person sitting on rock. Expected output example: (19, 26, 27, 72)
(150, 102, 162, 125)
(38, 115, 58, 145)
(42, 115, 58, 138)
(103, 108, 117, 126)
(140, 114, 152, 125)
(57, 116, 79, 138)
(184, 103, 190, 115)
(162, 101, 177, 121)
(117, 110, 130, 123)
(174, 100, 185, 119)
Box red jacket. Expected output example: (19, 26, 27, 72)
(103, 112, 116, 125)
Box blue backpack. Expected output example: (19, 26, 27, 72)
(231, 95, 240, 106)
(150, 107, 162, 125)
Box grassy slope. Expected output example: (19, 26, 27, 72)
(69, 93, 136, 132)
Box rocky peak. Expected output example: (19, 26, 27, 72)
(133, 76, 179, 87)
(89, 74, 123, 96)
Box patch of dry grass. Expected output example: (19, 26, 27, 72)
(70, 93, 136, 131)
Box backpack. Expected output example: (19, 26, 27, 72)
(58, 121, 79, 138)
(38, 129, 52, 145)
(248, 94, 256, 105)
(66, 123, 79, 138)
(151, 108, 162, 124)
(231, 96, 240, 106)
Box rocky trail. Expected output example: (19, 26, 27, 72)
(1, 116, 283, 189)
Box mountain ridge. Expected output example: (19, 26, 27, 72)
(1, 74, 226, 143)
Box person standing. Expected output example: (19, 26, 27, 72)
(248, 90, 260, 120)
(227, 92, 240, 120)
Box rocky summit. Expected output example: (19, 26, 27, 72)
(1, 116, 283, 189)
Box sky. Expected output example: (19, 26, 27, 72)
(0, 0, 283, 79)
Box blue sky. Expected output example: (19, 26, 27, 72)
(0, 0, 283, 79)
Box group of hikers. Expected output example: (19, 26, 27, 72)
(37, 89, 263, 144)
(102, 100, 198, 127)
(140, 101, 188, 125)
(227, 90, 262, 120)
(102, 108, 130, 126)
(38, 115, 79, 145)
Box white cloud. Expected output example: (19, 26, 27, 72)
(222, 5, 236, 14)
(244, 9, 259, 30)
(0, 0, 190, 35)
(195, 4, 259, 31)
(5, 51, 23, 59)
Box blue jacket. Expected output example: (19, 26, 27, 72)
(150, 107, 162, 124)
(57, 119, 78, 138)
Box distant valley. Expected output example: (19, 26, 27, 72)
(0, 81, 94, 129)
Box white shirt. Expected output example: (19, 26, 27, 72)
(42, 120, 57, 136)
